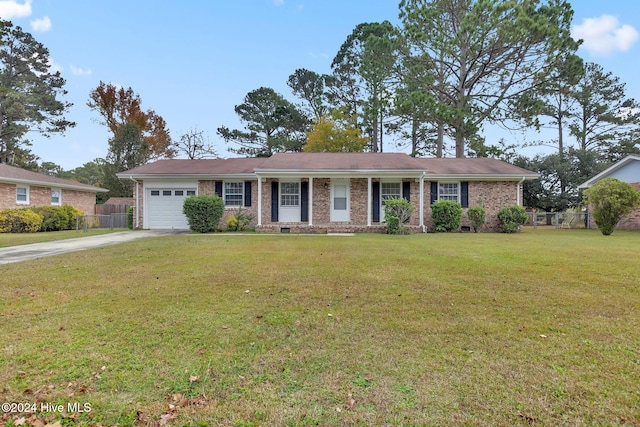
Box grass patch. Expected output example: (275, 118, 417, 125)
(0, 230, 639, 425)
(0, 228, 128, 248)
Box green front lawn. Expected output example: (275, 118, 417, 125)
(0, 229, 129, 248)
(0, 230, 639, 426)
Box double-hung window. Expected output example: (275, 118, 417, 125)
(381, 182, 401, 205)
(438, 183, 459, 202)
(16, 186, 29, 204)
(281, 182, 299, 207)
(51, 189, 61, 205)
(224, 182, 244, 207)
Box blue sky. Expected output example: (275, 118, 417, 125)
(1, 0, 639, 169)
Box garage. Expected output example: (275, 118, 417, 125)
(146, 188, 196, 229)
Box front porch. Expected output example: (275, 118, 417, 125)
(254, 174, 426, 234)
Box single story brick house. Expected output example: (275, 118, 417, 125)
(0, 163, 107, 213)
(118, 152, 538, 232)
(579, 154, 640, 230)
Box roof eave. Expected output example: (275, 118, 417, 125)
(254, 168, 426, 178)
(116, 173, 258, 180)
(0, 177, 108, 192)
(426, 174, 539, 181)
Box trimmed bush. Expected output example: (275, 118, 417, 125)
(431, 200, 462, 232)
(0, 209, 43, 233)
(183, 194, 224, 233)
(584, 177, 640, 236)
(467, 206, 486, 233)
(28, 206, 83, 231)
(384, 198, 413, 235)
(497, 205, 528, 233)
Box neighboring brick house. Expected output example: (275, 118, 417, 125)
(579, 155, 640, 230)
(118, 153, 538, 232)
(0, 163, 107, 214)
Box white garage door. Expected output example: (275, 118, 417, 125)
(146, 188, 196, 229)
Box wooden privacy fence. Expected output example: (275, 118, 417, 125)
(95, 203, 131, 215)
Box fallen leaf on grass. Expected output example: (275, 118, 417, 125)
(346, 393, 356, 409)
(189, 375, 199, 383)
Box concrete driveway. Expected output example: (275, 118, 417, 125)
(0, 230, 182, 265)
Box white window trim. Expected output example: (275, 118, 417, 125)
(51, 188, 62, 206)
(223, 181, 244, 208)
(16, 185, 29, 205)
(280, 181, 300, 207)
(438, 182, 461, 203)
(379, 180, 402, 222)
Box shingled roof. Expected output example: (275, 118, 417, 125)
(118, 153, 537, 179)
(0, 163, 108, 192)
(118, 158, 268, 177)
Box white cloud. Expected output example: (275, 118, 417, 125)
(0, 0, 32, 19)
(273, 0, 284, 6)
(70, 65, 92, 77)
(30, 16, 51, 32)
(47, 58, 62, 74)
(572, 14, 639, 55)
(308, 51, 329, 59)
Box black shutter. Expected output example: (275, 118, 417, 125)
(372, 181, 380, 223)
(301, 181, 309, 222)
(403, 181, 411, 202)
(461, 182, 469, 208)
(430, 182, 438, 205)
(215, 181, 223, 197)
(244, 181, 252, 207)
(271, 181, 279, 222)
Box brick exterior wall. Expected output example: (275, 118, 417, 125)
(130, 177, 524, 233)
(0, 182, 96, 213)
(256, 178, 520, 233)
(198, 179, 259, 229)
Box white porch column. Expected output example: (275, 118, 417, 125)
(419, 173, 425, 232)
(367, 176, 372, 226)
(308, 177, 313, 226)
(257, 176, 262, 226)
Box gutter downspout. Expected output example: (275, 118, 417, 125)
(130, 176, 140, 229)
(517, 176, 525, 206)
(419, 172, 426, 233)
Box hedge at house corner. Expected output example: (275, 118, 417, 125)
(183, 194, 224, 233)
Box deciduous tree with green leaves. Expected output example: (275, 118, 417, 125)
(0, 20, 75, 165)
(584, 178, 640, 236)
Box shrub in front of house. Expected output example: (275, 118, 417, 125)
(0, 208, 43, 233)
(183, 194, 224, 233)
(431, 200, 462, 232)
(28, 206, 83, 232)
(225, 207, 255, 232)
(384, 198, 413, 234)
(467, 206, 486, 233)
(497, 205, 528, 233)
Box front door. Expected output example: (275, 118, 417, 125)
(331, 179, 350, 222)
(279, 181, 301, 222)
